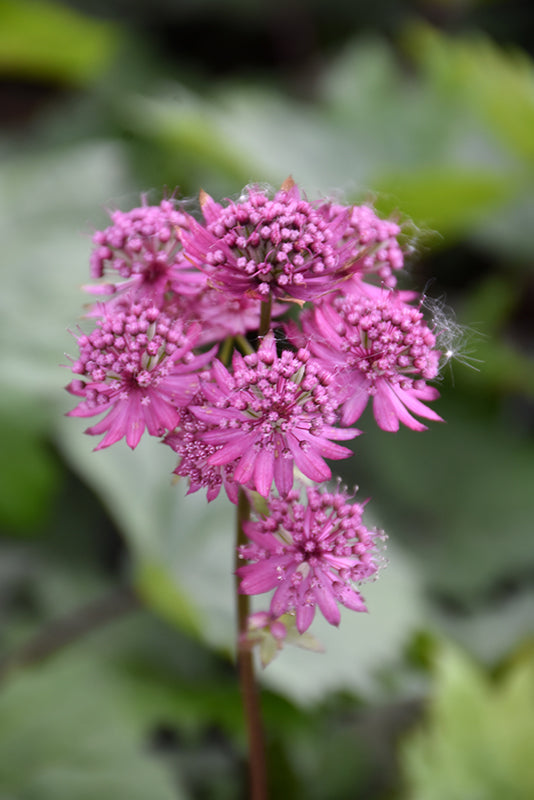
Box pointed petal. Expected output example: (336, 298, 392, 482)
(253, 448, 274, 497)
(341, 387, 369, 425)
(313, 574, 341, 626)
(286, 433, 331, 482)
(234, 444, 260, 487)
(392, 384, 443, 422)
(337, 585, 368, 612)
(295, 602, 316, 634)
(373, 382, 425, 432)
(208, 434, 255, 465)
(273, 452, 294, 496)
(238, 561, 281, 594)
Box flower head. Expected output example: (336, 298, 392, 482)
(237, 485, 385, 633)
(87, 198, 205, 306)
(66, 300, 215, 449)
(190, 333, 357, 497)
(301, 291, 442, 431)
(318, 201, 406, 288)
(180, 180, 354, 302)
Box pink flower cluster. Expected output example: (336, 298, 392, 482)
(66, 180, 444, 659)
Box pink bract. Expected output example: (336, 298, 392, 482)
(237, 485, 385, 633)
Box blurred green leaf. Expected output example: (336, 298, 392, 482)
(374, 167, 515, 235)
(135, 560, 202, 638)
(0, 141, 134, 398)
(0, 654, 187, 799)
(345, 394, 534, 606)
(0, 0, 121, 85)
(407, 24, 534, 164)
(57, 429, 427, 705)
(401, 643, 534, 800)
(120, 91, 254, 191)
(0, 406, 60, 532)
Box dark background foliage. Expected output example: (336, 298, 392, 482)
(1, 1, 533, 797)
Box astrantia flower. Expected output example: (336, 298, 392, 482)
(237, 486, 385, 633)
(301, 291, 442, 431)
(318, 201, 406, 289)
(165, 397, 240, 503)
(180, 180, 354, 302)
(190, 333, 358, 497)
(86, 198, 205, 306)
(66, 300, 215, 449)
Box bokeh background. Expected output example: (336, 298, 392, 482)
(1, 0, 534, 797)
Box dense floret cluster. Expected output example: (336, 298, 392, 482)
(66, 180, 444, 660)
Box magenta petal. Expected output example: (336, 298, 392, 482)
(259, 331, 277, 360)
(234, 444, 259, 486)
(287, 434, 331, 482)
(208, 434, 255, 465)
(238, 561, 280, 594)
(211, 358, 235, 392)
(270, 579, 293, 618)
(372, 384, 401, 432)
(143, 395, 180, 435)
(341, 387, 369, 426)
(273, 452, 294, 496)
(125, 397, 145, 449)
(313, 575, 341, 626)
(313, 436, 354, 460)
(312, 305, 344, 349)
(295, 602, 316, 634)
(320, 425, 359, 441)
(253, 448, 274, 497)
(67, 398, 114, 418)
(85, 403, 132, 449)
(391, 384, 443, 422)
(337, 585, 368, 612)
(374, 382, 426, 432)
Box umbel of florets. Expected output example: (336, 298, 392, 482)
(237, 484, 386, 634)
(66, 178, 446, 660)
(181, 178, 369, 301)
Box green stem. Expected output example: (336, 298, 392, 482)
(219, 335, 234, 365)
(259, 296, 273, 338)
(235, 334, 255, 356)
(235, 489, 268, 800)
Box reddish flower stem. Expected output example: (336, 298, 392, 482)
(233, 296, 272, 799)
(235, 488, 268, 800)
